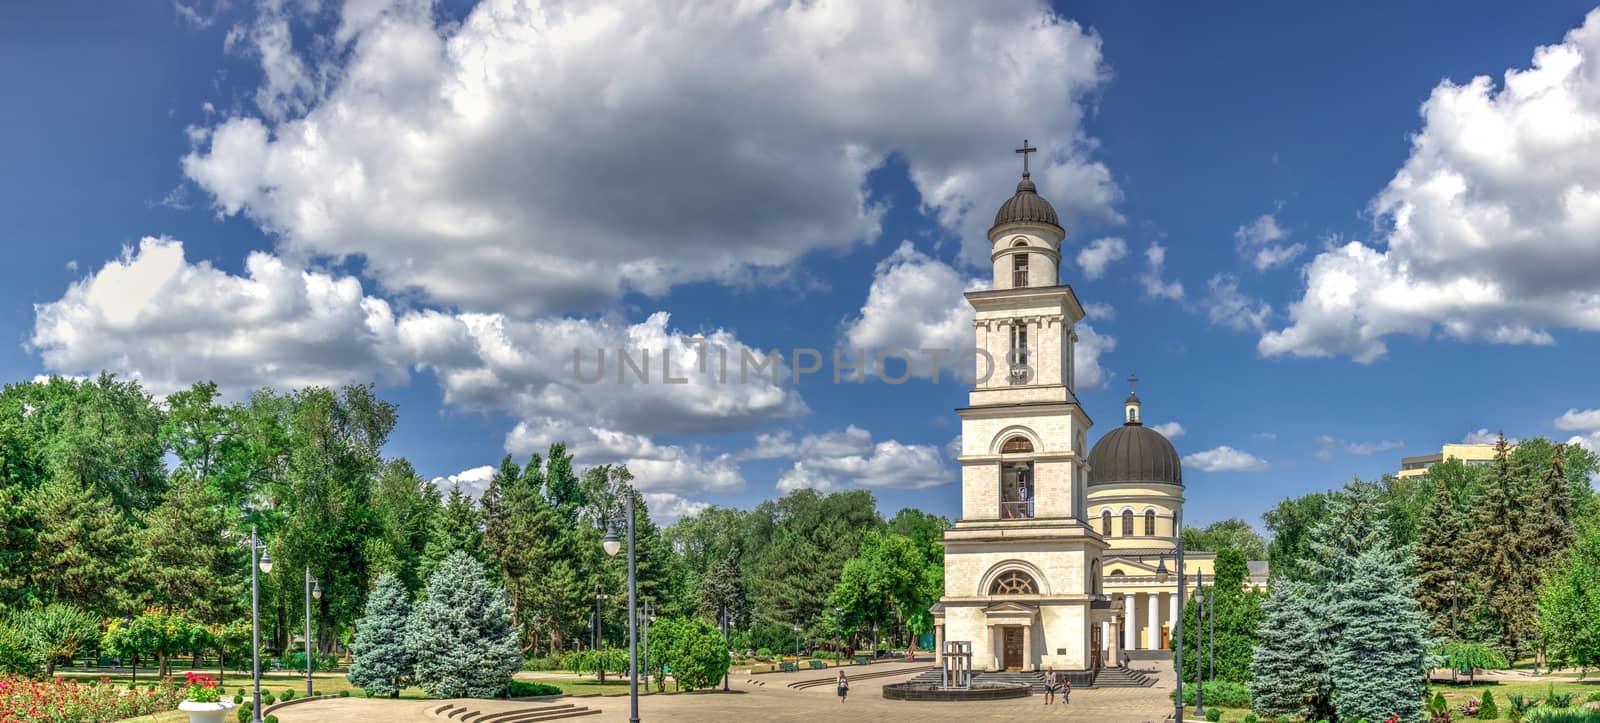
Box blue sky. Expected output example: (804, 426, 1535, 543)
(6, 0, 1600, 528)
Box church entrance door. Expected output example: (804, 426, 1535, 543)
(1002, 627, 1024, 671)
(1160, 624, 1171, 650)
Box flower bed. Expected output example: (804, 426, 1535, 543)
(0, 674, 184, 722)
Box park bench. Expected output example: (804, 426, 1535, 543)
(852, 656, 870, 665)
(779, 661, 797, 672)
(808, 660, 827, 670)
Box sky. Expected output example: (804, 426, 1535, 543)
(5, 0, 1600, 530)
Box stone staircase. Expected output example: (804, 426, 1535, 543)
(1090, 666, 1155, 688)
(904, 666, 1152, 691)
(429, 701, 600, 722)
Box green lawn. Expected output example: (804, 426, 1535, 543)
(516, 676, 634, 696)
(115, 713, 187, 723)
(1173, 679, 1600, 722)
(56, 669, 431, 701)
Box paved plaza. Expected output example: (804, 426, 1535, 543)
(272, 661, 1179, 722)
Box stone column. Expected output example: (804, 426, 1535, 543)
(1146, 592, 1159, 650)
(1169, 589, 1178, 639)
(1123, 607, 1134, 651)
(1100, 621, 1110, 666)
(935, 624, 945, 665)
(1021, 625, 1032, 671)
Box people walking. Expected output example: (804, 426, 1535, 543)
(1062, 677, 1071, 704)
(1042, 667, 1056, 705)
(836, 670, 848, 703)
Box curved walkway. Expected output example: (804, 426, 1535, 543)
(273, 662, 1178, 722)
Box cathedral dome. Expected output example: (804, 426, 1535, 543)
(1088, 376, 1181, 486)
(1087, 425, 1183, 487)
(992, 176, 1061, 231)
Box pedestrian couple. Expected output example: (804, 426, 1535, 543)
(1042, 668, 1069, 705)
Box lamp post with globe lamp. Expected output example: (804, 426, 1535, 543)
(601, 492, 640, 723)
(304, 568, 321, 699)
(249, 528, 272, 723)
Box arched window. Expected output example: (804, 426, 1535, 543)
(1012, 253, 1029, 288)
(1109, 569, 1125, 577)
(1100, 509, 1111, 536)
(989, 570, 1038, 595)
(1145, 510, 1157, 536)
(1121, 509, 1133, 536)
(1001, 436, 1034, 454)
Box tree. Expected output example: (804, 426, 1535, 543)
(1182, 519, 1268, 561)
(696, 551, 746, 627)
(1468, 434, 1541, 659)
(1262, 492, 1328, 583)
(421, 483, 483, 582)
(1415, 474, 1471, 641)
(29, 475, 133, 613)
(1328, 546, 1428, 723)
(102, 613, 203, 677)
(646, 617, 731, 692)
(1250, 581, 1324, 719)
(133, 476, 244, 622)
(370, 460, 440, 595)
(1176, 548, 1264, 683)
(407, 551, 521, 698)
(1434, 642, 1507, 684)
(1539, 513, 1600, 672)
(348, 573, 414, 697)
(0, 614, 38, 676)
(17, 604, 99, 676)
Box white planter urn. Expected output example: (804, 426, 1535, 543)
(178, 700, 236, 723)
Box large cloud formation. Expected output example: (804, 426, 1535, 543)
(184, 0, 1118, 314)
(1263, 10, 1600, 362)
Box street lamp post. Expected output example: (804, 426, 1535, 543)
(1207, 578, 1215, 685)
(602, 491, 640, 723)
(249, 527, 272, 723)
(304, 568, 321, 699)
(1152, 540, 1186, 723)
(1193, 575, 1208, 719)
(720, 605, 730, 692)
(640, 601, 655, 691)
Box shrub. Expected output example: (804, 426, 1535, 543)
(314, 689, 323, 697)
(754, 647, 773, 660)
(233, 694, 243, 705)
(1457, 697, 1480, 717)
(338, 689, 350, 697)
(265, 717, 280, 723)
(522, 654, 565, 671)
(237, 707, 251, 723)
(1243, 715, 1258, 723)
(1547, 686, 1578, 708)
(1479, 691, 1498, 720)
(1526, 708, 1600, 723)
(1205, 709, 1222, 722)
(1172, 681, 1252, 709)
(281, 688, 295, 701)
(262, 692, 276, 706)
(505, 680, 562, 698)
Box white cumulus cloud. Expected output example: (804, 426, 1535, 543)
(1313, 435, 1404, 461)
(1234, 213, 1304, 271)
(1555, 408, 1600, 431)
(1076, 237, 1127, 280)
(1139, 243, 1184, 301)
(1263, 11, 1600, 361)
(184, 0, 1119, 314)
(1150, 421, 1185, 439)
(1182, 446, 1268, 472)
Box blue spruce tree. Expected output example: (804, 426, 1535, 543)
(408, 551, 522, 698)
(348, 573, 415, 697)
(1250, 580, 1324, 719)
(1330, 546, 1428, 723)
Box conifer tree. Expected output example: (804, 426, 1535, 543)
(407, 551, 521, 698)
(347, 573, 414, 698)
(133, 476, 244, 622)
(29, 476, 132, 613)
(1250, 580, 1324, 719)
(1469, 434, 1539, 659)
(420, 483, 484, 582)
(1414, 474, 1468, 640)
(1538, 514, 1600, 670)
(1329, 546, 1428, 723)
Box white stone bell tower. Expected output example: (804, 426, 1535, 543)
(933, 141, 1117, 681)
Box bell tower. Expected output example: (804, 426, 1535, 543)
(936, 141, 1114, 679)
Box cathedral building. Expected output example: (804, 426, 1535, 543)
(933, 143, 1260, 681)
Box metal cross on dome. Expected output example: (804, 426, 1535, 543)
(1128, 374, 1138, 394)
(1015, 139, 1036, 178)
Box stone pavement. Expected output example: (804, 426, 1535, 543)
(273, 661, 1178, 722)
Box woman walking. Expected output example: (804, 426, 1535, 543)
(836, 669, 849, 704)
